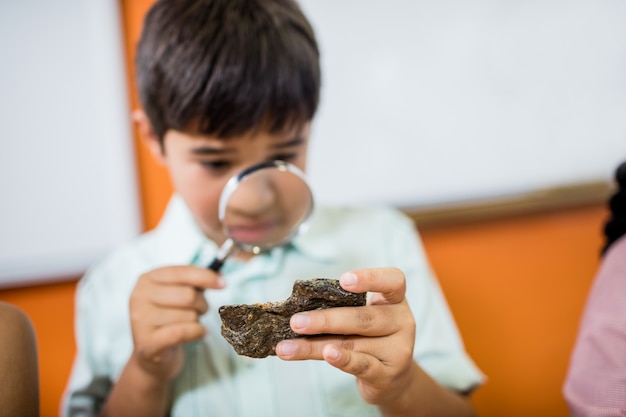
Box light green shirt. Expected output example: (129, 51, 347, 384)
(62, 195, 483, 417)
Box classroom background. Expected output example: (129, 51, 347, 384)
(1, 1, 625, 416)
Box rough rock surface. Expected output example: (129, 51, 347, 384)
(219, 278, 367, 358)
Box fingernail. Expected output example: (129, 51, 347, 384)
(216, 277, 226, 288)
(340, 272, 357, 287)
(277, 341, 297, 356)
(291, 313, 310, 330)
(325, 345, 341, 361)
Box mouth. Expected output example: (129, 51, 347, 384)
(226, 220, 282, 246)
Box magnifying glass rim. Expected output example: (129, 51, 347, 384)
(218, 159, 314, 253)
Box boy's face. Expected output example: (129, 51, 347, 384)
(141, 113, 310, 246)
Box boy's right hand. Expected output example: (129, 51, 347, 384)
(128, 265, 225, 382)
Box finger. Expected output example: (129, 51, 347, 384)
(139, 322, 207, 359)
(140, 307, 201, 329)
(275, 338, 323, 361)
(290, 304, 400, 336)
(276, 335, 386, 361)
(146, 265, 226, 291)
(339, 267, 406, 304)
(150, 285, 209, 314)
(323, 343, 383, 382)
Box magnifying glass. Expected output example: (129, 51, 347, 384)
(207, 160, 314, 272)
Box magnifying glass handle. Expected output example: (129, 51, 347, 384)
(208, 239, 236, 272)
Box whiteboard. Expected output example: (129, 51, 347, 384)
(0, 0, 140, 288)
(1, 1, 625, 288)
(300, 0, 626, 207)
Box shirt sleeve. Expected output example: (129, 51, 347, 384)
(60, 268, 114, 417)
(385, 209, 485, 393)
(563, 235, 626, 417)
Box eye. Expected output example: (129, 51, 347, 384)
(200, 160, 232, 174)
(269, 153, 298, 163)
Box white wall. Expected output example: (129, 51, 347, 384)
(1, 0, 625, 287)
(300, 0, 626, 207)
(0, 0, 140, 288)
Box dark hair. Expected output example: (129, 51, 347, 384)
(135, 0, 320, 144)
(602, 160, 626, 255)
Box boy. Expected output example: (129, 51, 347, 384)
(62, 0, 483, 416)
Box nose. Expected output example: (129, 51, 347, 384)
(225, 173, 277, 218)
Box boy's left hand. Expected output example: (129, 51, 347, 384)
(275, 267, 417, 407)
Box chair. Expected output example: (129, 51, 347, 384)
(0, 302, 39, 417)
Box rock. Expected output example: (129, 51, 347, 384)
(218, 278, 366, 358)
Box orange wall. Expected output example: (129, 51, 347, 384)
(421, 205, 605, 416)
(0, 1, 608, 416)
(122, 0, 172, 230)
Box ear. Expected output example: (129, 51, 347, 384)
(132, 109, 166, 165)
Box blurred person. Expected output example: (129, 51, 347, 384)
(563, 161, 626, 416)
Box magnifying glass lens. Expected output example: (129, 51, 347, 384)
(208, 161, 313, 271)
(223, 169, 311, 247)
